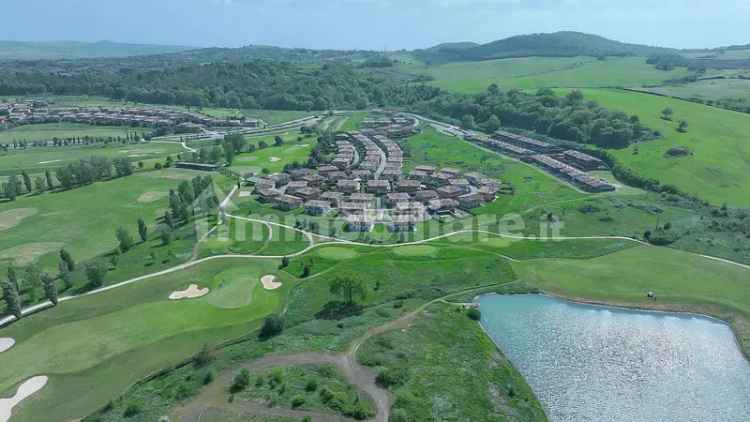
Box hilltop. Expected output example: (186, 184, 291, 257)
(413, 31, 676, 63)
(0, 40, 194, 61)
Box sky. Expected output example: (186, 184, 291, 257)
(2, 0, 749, 50)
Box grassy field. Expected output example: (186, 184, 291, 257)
(0, 123, 147, 145)
(401, 56, 692, 93)
(570, 88, 750, 207)
(229, 134, 316, 175)
(337, 111, 368, 132)
(0, 141, 183, 176)
(1, 258, 292, 422)
(640, 78, 750, 103)
(0, 168, 202, 274)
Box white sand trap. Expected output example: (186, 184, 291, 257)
(0, 376, 49, 422)
(37, 159, 62, 164)
(0, 208, 38, 232)
(169, 284, 210, 300)
(0, 338, 15, 353)
(260, 275, 282, 290)
(269, 157, 281, 162)
(239, 191, 252, 197)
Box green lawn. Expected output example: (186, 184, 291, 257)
(401, 56, 692, 93)
(229, 135, 315, 176)
(1, 258, 291, 422)
(0, 169, 201, 274)
(0, 141, 183, 177)
(571, 88, 750, 206)
(640, 78, 750, 103)
(0, 123, 146, 145)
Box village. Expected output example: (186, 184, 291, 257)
(248, 114, 502, 232)
(0, 100, 260, 131)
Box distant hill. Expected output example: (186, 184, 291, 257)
(0, 40, 195, 61)
(414, 32, 677, 64)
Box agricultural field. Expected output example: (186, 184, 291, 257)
(639, 78, 750, 103)
(0, 123, 147, 145)
(569, 88, 750, 207)
(400, 56, 693, 93)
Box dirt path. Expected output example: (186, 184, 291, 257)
(171, 283, 495, 422)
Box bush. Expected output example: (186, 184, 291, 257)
(305, 378, 318, 392)
(466, 307, 482, 321)
(259, 314, 284, 340)
(123, 404, 141, 418)
(291, 395, 306, 408)
(230, 369, 250, 393)
(375, 367, 408, 388)
(203, 371, 214, 385)
(194, 344, 213, 368)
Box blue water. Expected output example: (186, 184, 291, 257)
(477, 294, 750, 422)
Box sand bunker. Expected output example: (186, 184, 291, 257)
(37, 159, 62, 164)
(260, 275, 282, 290)
(137, 191, 168, 203)
(169, 284, 210, 300)
(269, 157, 281, 162)
(0, 208, 38, 232)
(0, 338, 15, 353)
(0, 242, 65, 266)
(0, 376, 49, 422)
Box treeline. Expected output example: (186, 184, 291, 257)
(1, 156, 134, 200)
(0, 132, 143, 151)
(415, 86, 654, 148)
(0, 61, 442, 111)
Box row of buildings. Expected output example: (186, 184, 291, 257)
(467, 130, 615, 193)
(0, 101, 260, 130)
(250, 126, 501, 232)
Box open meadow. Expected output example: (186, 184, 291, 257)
(0, 123, 147, 145)
(401, 56, 693, 93)
(570, 88, 750, 207)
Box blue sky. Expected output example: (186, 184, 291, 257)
(2, 0, 749, 50)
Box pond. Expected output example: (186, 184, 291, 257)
(477, 294, 750, 422)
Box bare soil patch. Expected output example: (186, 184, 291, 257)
(0, 242, 64, 266)
(0, 208, 38, 232)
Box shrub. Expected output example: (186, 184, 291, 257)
(291, 395, 306, 408)
(467, 307, 482, 321)
(230, 369, 250, 393)
(194, 344, 213, 368)
(305, 379, 318, 392)
(203, 371, 214, 385)
(259, 314, 284, 340)
(375, 367, 408, 388)
(123, 404, 141, 418)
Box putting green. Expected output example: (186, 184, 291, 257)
(317, 247, 359, 260)
(206, 267, 265, 309)
(392, 245, 438, 257)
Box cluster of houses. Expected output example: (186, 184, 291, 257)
(0, 101, 260, 130)
(467, 130, 615, 193)
(360, 115, 419, 139)
(250, 127, 500, 232)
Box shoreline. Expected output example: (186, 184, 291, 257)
(474, 290, 750, 364)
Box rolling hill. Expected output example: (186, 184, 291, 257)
(0, 40, 195, 61)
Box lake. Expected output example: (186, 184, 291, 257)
(477, 294, 750, 422)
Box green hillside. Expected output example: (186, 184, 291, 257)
(0, 40, 194, 61)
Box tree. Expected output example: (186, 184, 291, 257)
(259, 314, 284, 340)
(45, 169, 55, 190)
(115, 227, 134, 252)
(1, 282, 22, 319)
(485, 114, 501, 132)
(42, 273, 58, 305)
(60, 248, 75, 271)
(7, 266, 19, 292)
(230, 369, 251, 393)
(34, 176, 46, 193)
(661, 107, 674, 121)
(137, 218, 148, 242)
(329, 276, 367, 305)
(85, 261, 108, 288)
(461, 114, 476, 130)
(5, 174, 18, 201)
(24, 264, 41, 301)
(677, 120, 689, 133)
(274, 136, 284, 146)
(58, 260, 73, 290)
(21, 170, 32, 193)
